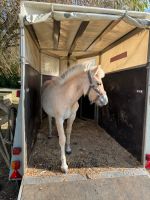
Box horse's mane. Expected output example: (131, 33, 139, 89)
(59, 62, 97, 84)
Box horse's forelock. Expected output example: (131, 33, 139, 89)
(90, 65, 105, 79)
(83, 62, 98, 72)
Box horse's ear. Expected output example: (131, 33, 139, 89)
(91, 65, 99, 73)
(96, 65, 105, 78)
(83, 61, 97, 71)
(93, 65, 105, 78)
(99, 67, 105, 78)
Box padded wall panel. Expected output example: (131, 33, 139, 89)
(99, 67, 147, 161)
(25, 65, 41, 160)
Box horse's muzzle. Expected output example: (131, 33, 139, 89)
(98, 94, 108, 107)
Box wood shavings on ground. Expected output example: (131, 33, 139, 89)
(26, 118, 141, 177)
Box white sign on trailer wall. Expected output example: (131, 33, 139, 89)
(41, 53, 59, 76)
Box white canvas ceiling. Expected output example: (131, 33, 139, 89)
(20, 1, 150, 59)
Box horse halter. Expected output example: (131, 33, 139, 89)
(86, 70, 103, 103)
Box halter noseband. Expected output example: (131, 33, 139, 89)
(86, 71, 102, 103)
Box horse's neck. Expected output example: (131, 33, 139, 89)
(64, 72, 89, 103)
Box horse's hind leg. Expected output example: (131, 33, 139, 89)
(48, 115, 52, 138)
(55, 117, 68, 173)
(66, 102, 79, 154)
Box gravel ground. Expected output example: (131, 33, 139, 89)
(27, 118, 141, 177)
(0, 154, 19, 200)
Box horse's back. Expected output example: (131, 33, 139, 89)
(42, 80, 53, 91)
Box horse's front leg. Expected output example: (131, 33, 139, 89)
(55, 118, 68, 173)
(66, 102, 79, 154)
(66, 114, 76, 154)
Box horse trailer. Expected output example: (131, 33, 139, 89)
(9, 1, 150, 199)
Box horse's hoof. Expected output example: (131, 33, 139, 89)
(66, 150, 72, 155)
(61, 165, 68, 173)
(66, 146, 72, 154)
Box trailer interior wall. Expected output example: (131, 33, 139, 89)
(98, 30, 150, 162)
(101, 30, 149, 73)
(24, 27, 41, 160)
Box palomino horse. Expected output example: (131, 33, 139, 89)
(42, 63, 108, 173)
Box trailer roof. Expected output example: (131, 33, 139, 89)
(20, 1, 150, 58)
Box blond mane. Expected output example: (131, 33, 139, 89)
(59, 62, 97, 84)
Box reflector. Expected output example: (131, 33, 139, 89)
(145, 161, 150, 169)
(16, 90, 20, 97)
(13, 147, 21, 155)
(146, 154, 150, 161)
(10, 170, 22, 179)
(11, 160, 20, 170)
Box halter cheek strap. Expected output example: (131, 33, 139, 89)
(86, 71, 93, 96)
(86, 71, 102, 103)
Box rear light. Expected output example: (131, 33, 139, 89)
(145, 161, 150, 169)
(11, 160, 20, 170)
(146, 154, 150, 161)
(16, 90, 20, 97)
(10, 170, 22, 179)
(145, 154, 150, 169)
(10, 160, 22, 179)
(13, 147, 21, 155)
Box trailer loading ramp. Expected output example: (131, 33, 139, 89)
(18, 168, 150, 200)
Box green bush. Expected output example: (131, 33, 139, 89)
(0, 62, 20, 89)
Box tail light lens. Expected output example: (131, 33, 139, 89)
(11, 160, 20, 170)
(145, 154, 150, 169)
(13, 147, 21, 155)
(146, 154, 150, 161)
(10, 170, 22, 179)
(10, 160, 22, 179)
(145, 161, 150, 169)
(16, 90, 20, 97)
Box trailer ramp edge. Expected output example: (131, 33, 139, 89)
(18, 168, 150, 200)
